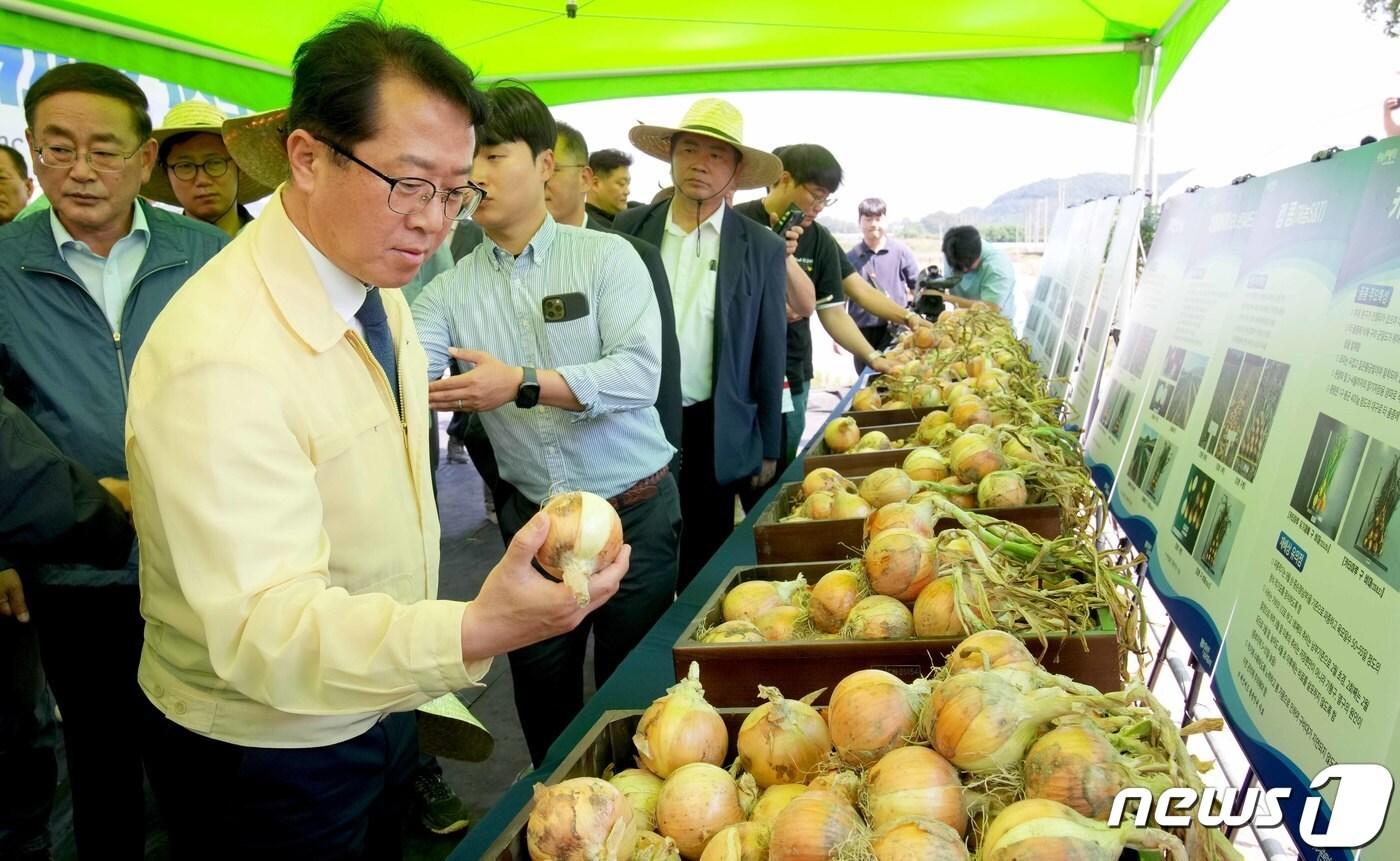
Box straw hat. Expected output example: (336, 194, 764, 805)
(629, 98, 782, 191)
(221, 107, 291, 192)
(141, 100, 273, 207)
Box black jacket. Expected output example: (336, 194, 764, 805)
(612, 201, 786, 484)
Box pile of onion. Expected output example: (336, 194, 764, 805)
(981, 798, 1187, 861)
(655, 763, 751, 859)
(536, 491, 625, 607)
(527, 777, 637, 861)
(738, 686, 833, 787)
(700, 621, 765, 643)
(609, 767, 664, 832)
(841, 595, 914, 640)
(976, 470, 1028, 509)
(822, 417, 861, 453)
(827, 669, 930, 766)
(869, 817, 969, 861)
(807, 569, 868, 633)
(767, 789, 865, 861)
(863, 528, 936, 601)
(634, 662, 728, 777)
(721, 577, 806, 624)
(863, 745, 967, 834)
(698, 822, 770, 861)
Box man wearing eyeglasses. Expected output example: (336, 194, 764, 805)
(0, 61, 229, 856)
(124, 17, 628, 857)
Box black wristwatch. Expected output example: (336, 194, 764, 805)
(515, 366, 541, 408)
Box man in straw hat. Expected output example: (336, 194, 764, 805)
(142, 99, 272, 238)
(126, 15, 628, 857)
(614, 97, 811, 587)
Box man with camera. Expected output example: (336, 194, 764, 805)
(940, 224, 1019, 321)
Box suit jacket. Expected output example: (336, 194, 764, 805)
(613, 201, 786, 485)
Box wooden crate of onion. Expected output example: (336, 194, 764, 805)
(494, 633, 1242, 861)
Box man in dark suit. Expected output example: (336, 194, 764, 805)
(613, 98, 804, 587)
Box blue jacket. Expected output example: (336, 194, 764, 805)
(613, 201, 786, 485)
(0, 200, 228, 585)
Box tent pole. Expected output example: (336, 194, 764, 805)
(1130, 42, 1160, 193)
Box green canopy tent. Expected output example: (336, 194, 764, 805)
(0, 0, 1228, 189)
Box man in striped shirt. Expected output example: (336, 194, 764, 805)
(412, 83, 679, 765)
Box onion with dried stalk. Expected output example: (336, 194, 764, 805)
(866, 500, 938, 540)
(947, 434, 1007, 483)
(858, 468, 916, 508)
(722, 580, 783, 623)
(527, 777, 638, 861)
(698, 822, 770, 861)
(827, 669, 931, 766)
(852, 387, 882, 411)
(823, 418, 861, 453)
(863, 745, 967, 834)
(913, 575, 991, 638)
(977, 470, 1029, 509)
(634, 662, 728, 777)
(781, 491, 833, 522)
(738, 686, 833, 786)
(655, 764, 753, 860)
(535, 491, 625, 607)
(981, 798, 1187, 860)
(634, 831, 682, 861)
(950, 398, 992, 429)
(1023, 721, 1173, 819)
(609, 768, 664, 832)
(841, 595, 914, 640)
(700, 621, 765, 643)
(863, 528, 936, 601)
(903, 447, 950, 482)
(754, 605, 806, 640)
(916, 411, 953, 443)
(802, 467, 856, 499)
(767, 789, 866, 861)
(869, 816, 969, 861)
(750, 784, 809, 827)
(808, 569, 869, 633)
(853, 430, 894, 452)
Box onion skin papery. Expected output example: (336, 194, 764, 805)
(869, 816, 969, 861)
(977, 470, 1028, 509)
(808, 570, 867, 634)
(749, 784, 808, 827)
(1023, 723, 1151, 820)
(827, 669, 930, 766)
(784, 491, 833, 521)
(923, 670, 1096, 773)
(722, 581, 783, 623)
(853, 430, 894, 452)
(738, 686, 833, 787)
(830, 490, 874, 520)
(917, 410, 953, 443)
(913, 576, 981, 638)
(804, 770, 861, 805)
(634, 662, 728, 778)
(945, 630, 1037, 676)
(863, 746, 967, 834)
(536, 491, 625, 607)
(950, 398, 992, 429)
(863, 529, 935, 601)
(859, 468, 916, 508)
(903, 447, 950, 482)
(767, 790, 865, 861)
(802, 467, 856, 499)
(527, 777, 638, 861)
(608, 768, 664, 832)
(823, 418, 862, 454)
(700, 620, 766, 643)
(852, 387, 883, 411)
(655, 763, 747, 860)
(947, 434, 1007, 484)
(981, 798, 1188, 861)
(697, 822, 770, 861)
(634, 831, 682, 861)
(865, 500, 937, 540)
(841, 595, 914, 640)
(754, 605, 805, 640)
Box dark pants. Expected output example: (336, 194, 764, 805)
(144, 704, 418, 860)
(27, 581, 147, 859)
(853, 323, 894, 372)
(678, 400, 749, 590)
(499, 476, 681, 765)
(0, 618, 58, 858)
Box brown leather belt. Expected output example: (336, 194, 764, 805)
(607, 466, 669, 510)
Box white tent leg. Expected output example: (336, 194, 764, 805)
(1131, 43, 1160, 193)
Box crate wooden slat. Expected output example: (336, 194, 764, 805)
(752, 481, 1064, 564)
(673, 563, 1123, 708)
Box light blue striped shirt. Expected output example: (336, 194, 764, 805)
(413, 214, 673, 502)
(50, 203, 150, 333)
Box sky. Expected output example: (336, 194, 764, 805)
(552, 0, 1400, 220)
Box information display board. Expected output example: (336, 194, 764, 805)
(1069, 192, 1146, 425)
(1047, 197, 1119, 392)
(1086, 144, 1400, 857)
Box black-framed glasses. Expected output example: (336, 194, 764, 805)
(802, 183, 837, 208)
(314, 135, 485, 222)
(166, 156, 234, 182)
(35, 143, 143, 174)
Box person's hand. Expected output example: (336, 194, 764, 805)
(751, 458, 778, 489)
(99, 477, 132, 514)
(786, 303, 804, 323)
(1385, 97, 1400, 113)
(0, 569, 30, 623)
(459, 512, 630, 662)
(908, 312, 934, 330)
(428, 348, 523, 412)
(869, 355, 897, 374)
(783, 224, 803, 257)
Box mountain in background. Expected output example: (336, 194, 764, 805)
(821, 170, 1187, 240)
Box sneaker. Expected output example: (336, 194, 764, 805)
(446, 439, 469, 464)
(414, 772, 471, 835)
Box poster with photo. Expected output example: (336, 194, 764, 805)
(1069, 193, 1147, 424)
(1026, 205, 1086, 365)
(1048, 197, 1119, 397)
(1288, 413, 1369, 540)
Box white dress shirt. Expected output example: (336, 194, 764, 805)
(293, 227, 368, 337)
(658, 199, 723, 406)
(50, 203, 150, 333)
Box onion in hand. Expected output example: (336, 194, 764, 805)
(536, 491, 624, 607)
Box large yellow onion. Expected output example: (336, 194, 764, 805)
(853, 430, 894, 452)
(655, 763, 749, 860)
(609, 768, 664, 832)
(722, 581, 783, 623)
(923, 671, 1096, 772)
(852, 387, 882, 411)
(634, 662, 728, 777)
(802, 467, 856, 499)
(634, 831, 682, 861)
(749, 784, 808, 827)
(697, 822, 770, 861)
(945, 630, 1037, 675)
(858, 468, 915, 508)
(701, 621, 765, 643)
(912, 576, 993, 638)
(737, 686, 833, 787)
(822, 418, 861, 454)
(865, 500, 937, 540)
(976, 471, 1028, 509)
(754, 605, 805, 641)
(947, 434, 1007, 483)
(1022, 723, 1166, 820)
(981, 798, 1187, 861)
(527, 777, 638, 861)
(902, 447, 950, 482)
(785, 491, 833, 521)
(808, 569, 867, 634)
(536, 491, 625, 607)
(827, 669, 930, 766)
(869, 817, 969, 861)
(767, 790, 865, 861)
(910, 384, 943, 409)
(863, 746, 966, 834)
(916, 410, 953, 444)
(841, 595, 914, 640)
(830, 490, 874, 520)
(863, 529, 935, 601)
